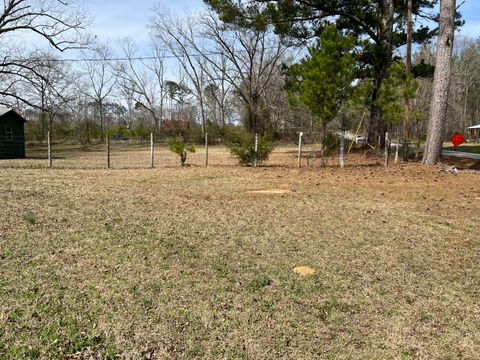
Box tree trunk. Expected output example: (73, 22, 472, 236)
(403, 0, 413, 162)
(320, 122, 327, 167)
(99, 102, 104, 141)
(422, 0, 456, 165)
(368, 0, 394, 151)
(181, 150, 187, 166)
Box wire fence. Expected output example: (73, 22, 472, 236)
(0, 133, 388, 170)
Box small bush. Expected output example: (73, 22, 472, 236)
(324, 131, 340, 157)
(167, 138, 196, 166)
(225, 129, 275, 166)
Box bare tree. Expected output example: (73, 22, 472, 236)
(0, 0, 90, 105)
(82, 44, 116, 140)
(150, 8, 208, 134)
(115, 39, 166, 134)
(19, 50, 79, 141)
(423, 0, 456, 165)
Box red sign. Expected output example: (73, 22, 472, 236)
(451, 133, 465, 147)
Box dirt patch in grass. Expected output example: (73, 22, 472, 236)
(293, 266, 316, 276)
(248, 189, 291, 194)
(1, 148, 479, 358)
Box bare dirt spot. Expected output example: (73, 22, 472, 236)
(293, 266, 316, 276)
(248, 189, 291, 194)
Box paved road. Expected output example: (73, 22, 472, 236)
(442, 150, 480, 160)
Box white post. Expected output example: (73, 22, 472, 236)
(339, 131, 345, 168)
(384, 132, 389, 166)
(47, 131, 52, 168)
(254, 133, 259, 167)
(205, 132, 208, 166)
(106, 135, 110, 169)
(150, 132, 154, 168)
(298, 132, 303, 167)
(395, 141, 399, 164)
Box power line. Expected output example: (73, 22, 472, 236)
(8, 47, 288, 63)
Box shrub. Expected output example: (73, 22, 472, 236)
(225, 129, 275, 166)
(167, 138, 196, 166)
(324, 131, 340, 157)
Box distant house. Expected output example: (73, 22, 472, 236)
(0, 107, 27, 159)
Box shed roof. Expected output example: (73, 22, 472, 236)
(0, 107, 27, 121)
(0, 106, 12, 116)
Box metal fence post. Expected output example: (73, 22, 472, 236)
(106, 135, 110, 169)
(384, 132, 389, 166)
(47, 131, 52, 168)
(339, 131, 345, 168)
(205, 132, 208, 166)
(150, 132, 154, 168)
(254, 133, 259, 167)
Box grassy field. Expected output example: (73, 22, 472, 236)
(1, 147, 479, 359)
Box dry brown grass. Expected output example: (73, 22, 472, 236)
(1, 146, 479, 359)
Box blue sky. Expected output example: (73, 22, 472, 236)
(458, 1, 480, 37)
(84, 0, 203, 52)
(84, 0, 480, 51)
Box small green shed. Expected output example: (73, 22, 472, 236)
(0, 107, 27, 159)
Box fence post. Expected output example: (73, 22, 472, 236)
(298, 132, 303, 167)
(47, 131, 52, 168)
(339, 131, 345, 168)
(254, 133, 259, 167)
(205, 132, 208, 166)
(394, 141, 399, 164)
(106, 135, 110, 169)
(150, 132, 154, 168)
(384, 132, 389, 166)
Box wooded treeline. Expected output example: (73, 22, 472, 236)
(0, 0, 474, 163)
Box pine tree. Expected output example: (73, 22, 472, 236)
(287, 25, 355, 165)
(423, 0, 456, 165)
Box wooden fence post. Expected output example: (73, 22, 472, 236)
(205, 132, 208, 166)
(47, 131, 52, 168)
(298, 132, 303, 167)
(254, 133, 259, 167)
(384, 132, 389, 166)
(150, 133, 154, 168)
(394, 142, 399, 164)
(339, 131, 345, 168)
(106, 135, 110, 169)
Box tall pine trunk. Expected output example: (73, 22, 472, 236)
(368, 0, 394, 150)
(403, 0, 413, 161)
(422, 0, 456, 165)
